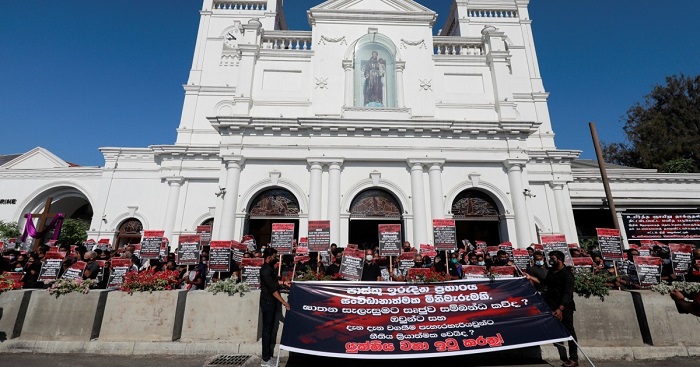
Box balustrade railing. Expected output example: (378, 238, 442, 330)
(262, 31, 312, 51)
(433, 37, 484, 56)
(213, 0, 267, 11)
(468, 9, 518, 18)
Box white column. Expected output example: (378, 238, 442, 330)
(308, 161, 323, 221)
(505, 161, 532, 247)
(550, 181, 573, 241)
(343, 60, 354, 107)
(396, 61, 406, 108)
(162, 177, 184, 241)
(428, 162, 445, 220)
(328, 161, 343, 245)
(218, 157, 244, 240)
(408, 161, 428, 245)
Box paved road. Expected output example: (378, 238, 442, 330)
(0, 354, 698, 367)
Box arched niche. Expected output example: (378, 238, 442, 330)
(351, 33, 399, 108)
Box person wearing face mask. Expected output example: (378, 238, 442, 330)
(618, 249, 640, 290)
(495, 250, 514, 267)
(431, 254, 447, 274)
(525, 251, 578, 367)
(12, 254, 27, 273)
(361, 248, 381, 281)
(475, 253, 487, 268)
(260, 247, 291, 366)
(526, 251, 548, 293)
(448, 252, 463, 280)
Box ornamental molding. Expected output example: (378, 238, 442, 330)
(318, 35, 347, 45)
(314, 77, 329, 89)
(419, 79, 432, 91)
(400, 38, 427, 49)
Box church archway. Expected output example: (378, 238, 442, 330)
(348, 189, 404, 250)
(450, 189, 503, 246)
(115, 218, 143, 249)
(243, 188, 300, 247)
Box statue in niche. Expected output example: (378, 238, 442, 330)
(363, 51, 386, 107)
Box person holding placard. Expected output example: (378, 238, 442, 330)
(260, 248, 291, 367)
(361, 248, 381, 281)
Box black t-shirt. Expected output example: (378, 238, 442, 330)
(361, 261, 381, 281)
(84, 260, 101, 280)
(325, 263, 340, 276)
(542, 267, 576, 311)
(260, 262, 280, 304)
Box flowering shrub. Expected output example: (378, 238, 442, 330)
(0, 273, 24, 294)
(47, 278, 96, 298)
(120, 270, 180, 294)
(405, 270, 451, 284)
(650, 281, 700, 296)
(573, 268, 610, 301)
(207, 277, 250, 296)
(294, 269, 342, 282)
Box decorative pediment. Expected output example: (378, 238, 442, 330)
(312, 0, 434, 13)
(0, 147, 71, 170)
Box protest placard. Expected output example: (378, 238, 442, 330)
(491, 266, 517, 278)
(634, 256, 662, 287)
(308, 220, 331, 252)
(271, 223, 295, 255)
(405, 267, 430, 279)
(320, 251, 331, 267)
(140, 230, 164, 259)
(107, 258, 131, 289)
(512, 249, 530, 270)
(241, 258, 264, 289)
(296, 237, 309, 254)
(197, 225, 212, 247)
(475, 241, 487, 252)
(541, 234, 574, 266)
(280, 279, 571, 359)
(462, 265, 489, 279)
(486, 246, 499, 258)
(498, 242, 514, 258)
(38, 251, 65, 282)
(532, 244, 544, 251)
(294, 255, 311, 264)
(339, 248, 364, 281)
(346, 244, 359, 250)
(668, 243, 693, 276)
(97, 238, 112, 252)
(596, 228, 623, 260)
(419, 243, 437, 260)
(378, 224, 402, 256)
(209, 241, 231, 272)
(629, 244, 651, 257)
(231, 240, 247, 264)
(397, 252, 416, 275)
(572, 257, 595, 272)
(5, 272, 23, 285)
(177, 234, 201, 266)
(241, 234, 256, 252)
(433, 219, 456, 251)
(61, 261, 87, 280)
(95, 260, 106, 284)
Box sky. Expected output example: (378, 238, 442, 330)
(1, 0, 699, 167)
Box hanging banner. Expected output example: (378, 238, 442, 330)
(280, 278, 571, 359)
(378, 224, 402, 257)
(38, 251, 65, 282)
(271, 223, 295, 255)
(339, 248, 364, 281)
(512, 249, 530, 270)
(177, 234, 201, 266)
(622, 213, 700, 240)
(308, 221, 331, 252)
(596, 228, 623, 260)
(433, 220, 456, 252)
(209, 241, 231, 273)
(541, 234, 574, 266)
(241, 258, 264, 289)
(107, 258, 131, 289)
(140, 230, 164, 259)
(668, 244, 693, 276)
(633, 256, 662, 287)
(61, 261, 87, 280)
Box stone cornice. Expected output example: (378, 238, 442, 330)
(572, 170, 700, 184)
(150, 145, 221, 159)
(527, 150, 582, 164)
(308, 10, 437, 27)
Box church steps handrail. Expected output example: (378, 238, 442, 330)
(262, 31, 312, 50)
(212, 0, 268, 11)
(433, 36, 484, 55)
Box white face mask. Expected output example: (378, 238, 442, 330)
(365, 255, 373, 262)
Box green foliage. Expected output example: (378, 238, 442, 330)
(0, 220, 21, 241)
(206, 277, 250, 296)
(57, 218, 89, 246)
(602, 74, 700, 172)
(573, 269, 610, 301)
(650, 281, 700, 295)
(578, 237, 599, 254)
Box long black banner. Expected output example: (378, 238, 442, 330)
(281, 278, 571, 359)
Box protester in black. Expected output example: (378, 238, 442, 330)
(526, 250, 578, 367)
(324, 254, 342, 277)
(361, 248, 381, 281)
(83, 251, 100, 280)
(525, 250, 548, 293)
(260, 248, 291, 366)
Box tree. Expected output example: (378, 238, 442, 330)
(602, 74, 700, 173)
(57, 218, 89, 246)
(0, 221, 21, 241)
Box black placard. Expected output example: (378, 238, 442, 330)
(433, 219, 457, 251)
(596, 228, 623, 260)
(241, 258, 263, 289)
(177, 235, 201, 265)
(623, 213, 700, 240)
(339, 249, 364, 281)
(271, 223, 295, 255)
(378, 224, 402, 257)
(209, 241, 231, 272)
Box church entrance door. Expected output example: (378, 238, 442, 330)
(348, 189, 404, 250)
(244, 188, 300, 247)
(451, 190, 503, 247)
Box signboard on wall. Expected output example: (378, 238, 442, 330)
(622, 213, 700, 240)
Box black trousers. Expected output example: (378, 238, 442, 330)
(556, 308, 578, 361)
(260, 300, 278, 361)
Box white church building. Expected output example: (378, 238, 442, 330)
(2, 0, 699, 249)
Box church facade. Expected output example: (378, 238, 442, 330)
(2, 0, 699, 249)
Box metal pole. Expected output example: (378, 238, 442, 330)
(589, 122, 619, 230)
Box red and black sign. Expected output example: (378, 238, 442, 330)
(596, 228, 623, 260)
(271, 223, 295, 255)
(623, 213, 700, 240)
(140, 230, 165, 260)
(633, 256, 662, 287)
(340, 248, 364, 281)
(38, 251, 65, 282)
(572, 257, 595, 272)
(209, 241, 231, 272)
(541, 234, 574, 266)
(280, 278, 571, 359)
(433, 220, 456, 252)
(668, 244, 693, 276)
(177, 234, 201, 266)
(378, 224, 402, 257)
(61, 261, 87, 280)
(107, 258, 131, 289)
(308, 221, 331, 252)
(241, 258, 264, 289)
(196, 225, 212, 247)
(231, 241, 247, 264)
(512, 249, 530, 270)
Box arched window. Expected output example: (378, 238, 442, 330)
(451, 190, 500, 219)
(116, 218, 143, 248)
(350, 189, 402, 218)
(353, 33, 397, 108)
(248, 188, 300, 218)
